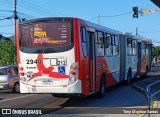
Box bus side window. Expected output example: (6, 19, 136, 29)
(132, 39, 137, 55)
(104, 33, 112, 56)
(81, 27, 88, 57)
(145, 43, 149, 55)
(113, 35, 119, 55)
(127, 38, 132, 55)
(96, 31, 104, 56)
(141, 42, 146, 55)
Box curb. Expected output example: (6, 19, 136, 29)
(132, 81, 160, 112)
(132, 83, 147, 96)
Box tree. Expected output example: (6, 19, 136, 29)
(152, 46, 160, 57)
(0, 39, 16, 66)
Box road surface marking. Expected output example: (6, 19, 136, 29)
(0, 94, 37, 103)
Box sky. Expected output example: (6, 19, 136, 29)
(0, 0, 160, 46)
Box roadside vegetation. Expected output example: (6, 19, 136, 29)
(0, 36, 16, 66)
(152, 46, 160, 57)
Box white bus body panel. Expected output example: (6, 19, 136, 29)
(19, 48, 82, 93)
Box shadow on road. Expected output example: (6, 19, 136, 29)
(58, 82, 146, 108)
(58, 64, 160, 108)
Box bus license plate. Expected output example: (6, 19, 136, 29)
(42, 80, 53, 85)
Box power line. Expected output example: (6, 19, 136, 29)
(0, 0, 14, 4)
(0, 16, 11, 17)
(100, 12, 132, 17)
(0, 13, 12, 15)
(10, 19, 14, 25)
(17, 0, 65, 16)
(17, 2, 51, 16)
(1, 0, 66, 19)
(24, 0, 65, 16)
(0, 16, 13, 21)
(0, 24, 13, 27)
(0, 32, 14, 35)
(22, 0, 66, 16)
(3, 0, 13, 9)
(156, 10, 160, 12)
(89, 12, 132, 21)
(0, 10, 35, 19)
(139, 31, 160, 33)
(89, 15, 99, 21)
(17, 12, 35, 19)
(0, 10, 12, 12)
(0, 1, 35, 19)
(0, 0, 13, 4)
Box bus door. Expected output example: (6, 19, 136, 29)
(87, 31, 96, 92)
(137, 42, 141, 76)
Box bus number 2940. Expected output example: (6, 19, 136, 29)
(26, 59, 41, 64)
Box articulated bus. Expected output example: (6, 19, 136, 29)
(16, 17, 152, 97)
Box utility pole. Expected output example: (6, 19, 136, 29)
(136, 27, 138, 35)
(14, 0, 18, 38)
(98, 14, 100, 25)
(14, 0, 18, 65)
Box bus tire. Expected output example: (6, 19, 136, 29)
(142, 66, 148, 79)
(126, 69, 132, 85)
(52, 94, 61, 97)
(13, 82, 20, 93)
(96, 76, 106, 98)
(52, 94, 68, 98)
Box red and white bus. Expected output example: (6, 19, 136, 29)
(16, 17, 152, 97)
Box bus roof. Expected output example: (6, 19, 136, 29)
(79, 18, 120, 34)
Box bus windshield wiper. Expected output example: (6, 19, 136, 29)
(36, 49, 48, 53)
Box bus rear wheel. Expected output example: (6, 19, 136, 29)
(126, 69, 132, 85)
(13, 82, 20, 93)
(142, 66, 148, 79)
(96, 76, 106, 98)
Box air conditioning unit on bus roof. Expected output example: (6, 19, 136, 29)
(125, 32, 133, 35)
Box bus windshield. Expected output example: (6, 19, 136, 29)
(20, 22, 71, 48)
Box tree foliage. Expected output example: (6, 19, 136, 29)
(0, 39, 16, 66)
(152, 46, 160, 57)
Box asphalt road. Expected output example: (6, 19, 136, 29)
(0, 81, 147, 117)
(3, 64, 160, 116)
